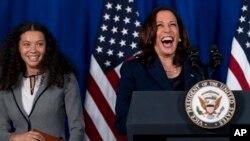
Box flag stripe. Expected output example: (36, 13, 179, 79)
(87, 74, 126, 141)
(228, 55, 250, 89)
(89, 56, 116, 112)
(83, 109, 103, 141)
(87, 75, 116, 132)
(85, 90, 117, 140)
(226, 69, 242, 90)
(231, 38, 250, 83)
(106, 69, 120, 93)
(226, 0, 250, 90)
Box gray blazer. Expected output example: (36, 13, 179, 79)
(0, 72, 85, 141)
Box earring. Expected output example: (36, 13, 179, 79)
(179, 38, 182, 42)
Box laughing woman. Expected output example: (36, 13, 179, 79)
(115, 7, 204, 135)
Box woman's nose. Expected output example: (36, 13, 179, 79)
(30, 44, 37, 52)
(163, 25, 171, 33)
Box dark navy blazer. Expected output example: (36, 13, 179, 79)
(115, 57, 203, 135)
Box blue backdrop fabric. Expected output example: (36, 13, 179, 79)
(0, 0, 243, 99)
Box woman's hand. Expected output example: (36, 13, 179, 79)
(9, 130, 45, 141)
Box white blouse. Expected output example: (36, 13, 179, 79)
(21, 74, 43, 115)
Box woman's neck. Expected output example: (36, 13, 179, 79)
(158, 55, 182, 79)
(25, 68, 41, 76)
(158, 55, 175, 68)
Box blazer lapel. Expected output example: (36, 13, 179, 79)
(34, 72, 49, 102)
(11, 75, 29, 117)
(147, 58, 172, 89)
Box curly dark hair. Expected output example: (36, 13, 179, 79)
(137, 7, 190, 68)
(0, 22, 76, 90)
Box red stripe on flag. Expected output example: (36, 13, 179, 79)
(87, 75, 127, 141)
(84, 109, 103, 141)
(229, 55, 250, 89)
(106, 69, 120, 93)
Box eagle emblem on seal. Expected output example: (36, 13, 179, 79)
(197, 90, 224, 119)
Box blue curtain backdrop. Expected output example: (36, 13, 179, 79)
(0, 0, 242, 100)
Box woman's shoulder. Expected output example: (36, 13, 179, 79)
(64, 72, 77, 81)
(121, 58, 143, 69)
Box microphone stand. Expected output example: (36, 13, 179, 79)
(188, 48, 208, 80)
(188, 45, 223, 80)
(208, 45, 223, 79)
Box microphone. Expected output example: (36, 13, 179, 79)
(188, 46, 201, 70)
(209, 45, 223, 68)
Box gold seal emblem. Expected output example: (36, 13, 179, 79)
(185, 79, 236, 129)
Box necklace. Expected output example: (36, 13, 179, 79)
(29, 76, 35, 95)
(23, 72, 44, 95)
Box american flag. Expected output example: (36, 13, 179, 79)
(83, 0, 140, 140)
(226, 0, 250, 90)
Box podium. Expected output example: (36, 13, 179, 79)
(126, 91, 250, 141)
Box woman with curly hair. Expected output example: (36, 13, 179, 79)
(0, 22, 84, 141)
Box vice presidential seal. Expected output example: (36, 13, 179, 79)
(185, 79, 236, 129)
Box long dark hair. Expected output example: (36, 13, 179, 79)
(0, 22, 76, 89)
(138, 7, 190, 67)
